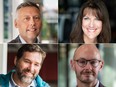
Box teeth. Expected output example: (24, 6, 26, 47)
(30, 29, 35, 32)
(87, 29, 96, 32)
(27, 29, 36, 32)
(89, 30, 95, 32)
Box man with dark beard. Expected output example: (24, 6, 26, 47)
(70, 44, 104, 87)
(0, 44, 50, 87)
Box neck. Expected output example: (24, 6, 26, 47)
(20, 35, 37, 43)
(25, 39, 36, 43)
(83, 35, 97, 43)
(77, 79, 98, 87)
(13, 72, 30, 87)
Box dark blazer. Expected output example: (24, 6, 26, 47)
(99, 82, 105, 87)
(9, 36, 39, 43)
(76, 82, 105, 87)
(9, 36, 21, 43)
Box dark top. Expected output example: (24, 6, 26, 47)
(9, 36, 39, 43)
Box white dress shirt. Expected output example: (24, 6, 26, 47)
(19, 35, 40, 43)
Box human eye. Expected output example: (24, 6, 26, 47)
(24, 17, 30, 21)
(78, 59, 86, 64)
(24, 59, 30, 63)
(90, 60, 98, 66)
(34, 63, 39, 66)
(83, 16, 89, 20)
(34, 16, 41, 20)
(95, 17, 101, 21)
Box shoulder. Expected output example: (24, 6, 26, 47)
(99, 82, 105, 87)
(0, 73, 10, 80)
(0, 72, 11, 86)
(35, 75, 50, 87)
(9, 36, 21, 43)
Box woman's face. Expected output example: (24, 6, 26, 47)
(82, 8, 102, 41)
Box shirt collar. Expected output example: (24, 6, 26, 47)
(10, 73, 37, 87)
(19, 35, 40, 43)
(19, 35, 26, 43)
(95, 80, 99, 87)
(76, 80, 100, 87)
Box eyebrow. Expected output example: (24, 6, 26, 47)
(23, 14, 41, 17)
(78, 57, 99, 60)
(23, 58, 40, 64)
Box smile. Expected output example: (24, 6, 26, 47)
(27, 28, 37, 32)
(83, 74, 93, 78)
(24, 72, 33, 77)
(87, 28, 97, 32)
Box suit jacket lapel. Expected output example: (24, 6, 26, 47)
(99, 82, 105, 87)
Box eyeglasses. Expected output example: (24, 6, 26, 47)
(74, 58, 101, 68)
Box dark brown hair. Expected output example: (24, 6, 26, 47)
(16, 44, 46, 61)
(70, 0, 111, 43)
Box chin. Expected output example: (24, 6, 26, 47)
(82, 79, 94, 83)
(28, 36, 37, 40)
(21, 76, 33, 84)
(88, 36, 97, 39)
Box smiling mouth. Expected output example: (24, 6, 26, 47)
(87, 28, 97, 32)
(24, 72, 33, 77)
(27, 28, 37, 32)
(82, 74, 93, 78)
(84, 74, 91, 76)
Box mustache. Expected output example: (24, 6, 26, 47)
(81, 70, 94, 75)
(27, 28, 37, 31)
(22, 68, 35, 75)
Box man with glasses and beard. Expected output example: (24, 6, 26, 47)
(70, 44, 104, 87)
(0, 44, 50, 87)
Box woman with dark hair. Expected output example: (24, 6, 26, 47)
(70, 0, 111, 43)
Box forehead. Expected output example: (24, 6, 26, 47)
(17, 6, 40, 16)
(83, 7, 98, 17)
(21, 51, 42, 63)
(74, 45, 100, 60)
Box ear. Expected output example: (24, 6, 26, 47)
(99, 60, 104, 71)
(70, 59, 75, 71)
(14, 56, 17, 66)
(14, 19, 18, 28)
(39, 20, 42, 30)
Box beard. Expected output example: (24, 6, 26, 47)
(76, 69, 96, 83)
(15, 65, 37, 84)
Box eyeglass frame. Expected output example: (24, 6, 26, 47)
(74, 58, 102, 68)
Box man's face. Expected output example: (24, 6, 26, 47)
(15, 7, 42, 42)
(15, 52, 42, 84)
(71, 45, 103, 83)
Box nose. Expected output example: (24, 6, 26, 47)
(28, 64, 34, 72)
(30, 18, 35, 26)
(89, 20, 94, 28)
(84, 62, 92, 70)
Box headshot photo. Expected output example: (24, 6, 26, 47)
(0, 44, 58, 87)
(59, 0, 116, 43)
(1, 0, 58, 43)
(70, 0, 111, 43)
(59, 43, 116, 87)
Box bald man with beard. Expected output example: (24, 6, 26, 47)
(70, 44, 104, 87)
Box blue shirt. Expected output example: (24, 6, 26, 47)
(0, 70, 50, 87)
